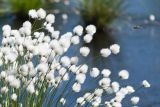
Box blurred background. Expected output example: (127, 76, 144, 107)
(0, 0, 160, 106)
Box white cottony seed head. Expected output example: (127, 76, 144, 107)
(149, 14, 155, 21)
(126, 86, 135, 94)
(23, 21, 32, 29)
(94, 89, 103, 96)
(101, 69, 111, 77)
(71, 36, 80, 45)
(62, 13, 68, 20)
(110, 44, 120, 54)
(76, 97, 85, 106)
(76, 73, 86, 84)
(90, 67, 100, 78)
(1, 86, 8, 93)
(83, 34, 93, 43)
(131, 96, 140, 105)
(86, 25, 96, 35)
(46, 14, 55, 24)
(2, 25, 11, 32)
(100, 48, 111, 57)
(73, 25, 83, 36)
(60, 98, 66, 105)
(29, 9, 38, 18)
(0, 71, 6, 78)
(11, 93, 17, 101)
(37, 8, 46, 19)
(80, 47, 90, 57)
(142, 80, 150, 88)
(72, 82, 81, 92)
(27, 84, 35, 94)
(99, 78, 111, 88)
(118, 70, 129, 80)
(70, 56, 78, 65)
(111, 102, 122, 107)
(111, 82, 120, 93)
(78, 64, 88, 74)
(10, 79, 20, 89)
(60, 56, 71, 67)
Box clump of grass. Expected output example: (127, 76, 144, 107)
(6, 0, 46, 16)
(80, 0, 122, 30)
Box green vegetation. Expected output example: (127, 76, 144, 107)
(80, 0, 122, 30)
(5, 0, 46, 16)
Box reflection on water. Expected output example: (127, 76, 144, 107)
(84, 31, 115, 70)
(0, 0, 160, 106)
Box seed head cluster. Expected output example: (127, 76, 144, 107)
(0, 8, 150, 107)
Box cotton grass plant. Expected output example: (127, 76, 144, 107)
(0, 8, 150, 107)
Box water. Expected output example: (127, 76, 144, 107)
(0, 0, 160, 106)
(111, 0, 160, 106)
